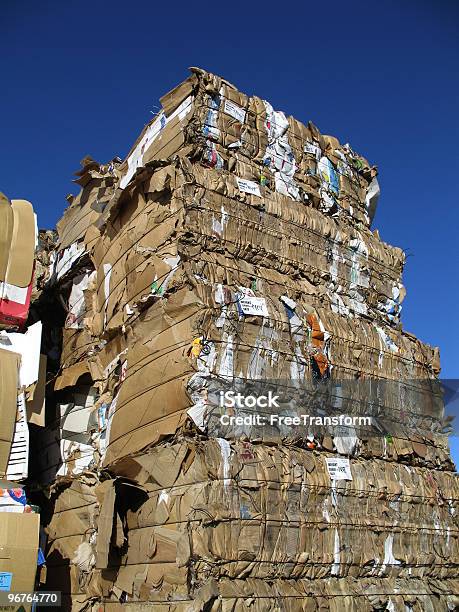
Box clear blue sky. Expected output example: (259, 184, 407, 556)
(1, 1, 458, 460)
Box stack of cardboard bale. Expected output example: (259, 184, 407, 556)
(0, 192, 43, 607)
(34, 68, 459, 611)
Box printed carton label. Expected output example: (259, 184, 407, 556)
(325, 457, 352, 481)
(238, 296, 268, 317)
(224, 99, 246, 123)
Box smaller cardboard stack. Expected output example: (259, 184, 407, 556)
(94, 439, 459, 609)
(0, 193, 42, 609)
(40, 475, 102, 611)
(0, 321, 45, 480)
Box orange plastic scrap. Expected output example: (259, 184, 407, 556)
(306, 313, 329, 375)
(313, 353, 329, 376)
(306, 314, 324, 345)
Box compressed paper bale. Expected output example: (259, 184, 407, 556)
(31, 67, 457, 610)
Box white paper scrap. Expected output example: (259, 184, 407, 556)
(304, 140, 321, 160)
(66, 271, 95, 329)
(0, 321, 42, 388)
(55, 242, 86, 280)
(187, 403, 207, 430)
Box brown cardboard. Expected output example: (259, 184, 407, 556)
(88, 439, 459, 606)
(26, 354, 47, 426)
(54, 361, 91, 391)
(95, 480, 116, 569)
(7, 199, 36, 287)
(159, 74, 196, 117)
(0, 512, 39, 593)
(0, 348, 20, 477)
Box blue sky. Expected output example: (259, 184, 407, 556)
(1, 1, 458, 460)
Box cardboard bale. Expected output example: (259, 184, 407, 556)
(27, 68, 458, 610)
(91, 440, 459, 608)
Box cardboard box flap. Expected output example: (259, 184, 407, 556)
(54, 361, 91, 391)
(26, 354, 47, 426)
(0, 348, 20, 478)
(7, 200, 36, 288)
(0, 193, 14, 282)
(96, 480, 116, 569)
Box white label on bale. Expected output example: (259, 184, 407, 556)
(238, 296, 269, 317)
(224, 99, 246, 123)
(236, 177, 261, 197)
(325, 457, 352, 481)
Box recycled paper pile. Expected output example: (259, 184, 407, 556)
(0, 193, 42, 606)
(29, 68, 458, 610)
